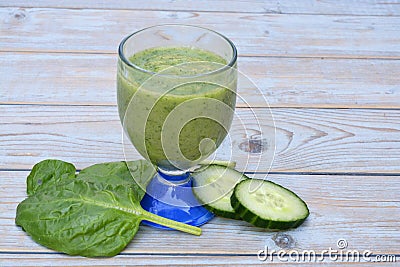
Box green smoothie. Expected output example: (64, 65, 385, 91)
(117, 47, 236, 170)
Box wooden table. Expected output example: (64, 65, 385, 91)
(1, 0, 399, 265)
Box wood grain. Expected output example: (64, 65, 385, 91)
(1, 8, 399, 58)
(1, 171, 399, 256)
(1, 0, 399, 16)
(1, 105, 399, 173)
(1, 53, 399, 108)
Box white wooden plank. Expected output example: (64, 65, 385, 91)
(0, 8, 399, 58)
(0, 0, 399, 16)
(1, 171, 399, 256)
(0, 254, 394, 266)
(276, 0, 400, 16)
(1, 53, 399, 108)
(1, 105, 400, 173)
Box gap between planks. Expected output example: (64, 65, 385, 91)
(2, 169, 400, 177)
(3, 103, 400, 110)
(3, 50, 400, 60)
(1, 251, 399, 257)
(0, 6, 399, 18)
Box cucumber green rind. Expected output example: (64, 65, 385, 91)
(201, 203, 242, 220)
(231, 179, 309, 230)
(192, 165, 245, 220)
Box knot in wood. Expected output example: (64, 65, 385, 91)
(239, 134, 268, 153)
(12, 9, 26, 20)
(272, 233, 295, 249)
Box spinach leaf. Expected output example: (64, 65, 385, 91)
(16, 181, 141, 257)
(78, 160, 155, 200)
(27, 159, 76, 195)
(27, 160, 155, 197)
(16, 160, 201, 257)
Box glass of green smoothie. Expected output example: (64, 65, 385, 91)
(117, 25, 237, 228)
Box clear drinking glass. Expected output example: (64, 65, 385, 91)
(117, 25, 237, 227)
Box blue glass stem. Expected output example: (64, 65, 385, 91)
(140, 169, 214, 229)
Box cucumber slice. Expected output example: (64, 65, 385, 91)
(231, 179, 309, 229)
(192, 165, 246, 219)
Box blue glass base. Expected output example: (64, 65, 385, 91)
(140, 170, 214, 229)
